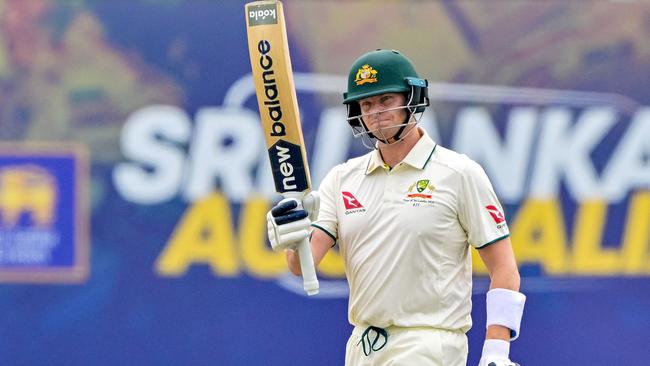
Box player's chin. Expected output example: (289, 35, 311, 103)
(373, 127, 399, 141)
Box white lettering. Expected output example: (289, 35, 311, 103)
(113, 105, 190, 204)
(530, 107, 616, 200)
(452, 107, 536, 203)
(280, 161, 294, 176)
(113, 75, 650, 206)
(183, 107, 261, 202)
(251, 9, 276, 21)
(283, 175, 297, 191)
(275, 144, 297, 190)
(311, 107, 349, 186)
(276, 144, 291, 163)
(602, 108, 650, 202)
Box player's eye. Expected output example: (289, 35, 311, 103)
(380, 96, 393, 105)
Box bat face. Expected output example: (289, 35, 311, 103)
(245, 0, 320, 297)
(246, 1, 311, 194)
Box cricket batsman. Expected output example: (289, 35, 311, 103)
(266, 49, 526, 365)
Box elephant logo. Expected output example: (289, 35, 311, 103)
(0, 165, 57, 228)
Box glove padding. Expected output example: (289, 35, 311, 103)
(266, 192, 319, 251)
(478, 339, 520, 366)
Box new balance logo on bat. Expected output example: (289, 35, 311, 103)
(269, 140, 308, 193)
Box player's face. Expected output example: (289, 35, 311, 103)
(358, 93, 408, 138)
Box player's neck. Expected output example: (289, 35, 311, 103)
(377, 127, 422, 168)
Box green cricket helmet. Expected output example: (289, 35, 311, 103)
(343, 49, 429, 141)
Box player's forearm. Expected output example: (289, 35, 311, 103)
(286, 249, 302, 276)
(285, 228, 335, 276)
(488, 266, 520, 292)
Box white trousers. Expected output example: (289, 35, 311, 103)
(345, 325, 468, 366)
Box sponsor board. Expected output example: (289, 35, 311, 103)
(112, 73, 650, 297)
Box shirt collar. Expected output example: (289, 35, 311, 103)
(365, 129, 437, 175)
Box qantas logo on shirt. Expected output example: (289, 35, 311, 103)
(342, 191, 366, 214)
(486, 205, 505, 224)
(342, 191, 363, 209)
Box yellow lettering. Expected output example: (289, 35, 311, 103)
(154, 193, 239, 277)
(153, 192, 650, 280)
(510, 199, 568, 274)
(572, 200, 620, 274)
(240, 195, 287, 277)
(621, 191, 650, 274)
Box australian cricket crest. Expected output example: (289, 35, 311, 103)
(403, 179, 436, 207)
(355, 65, 378, 85)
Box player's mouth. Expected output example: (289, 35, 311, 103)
(371, 118, 395, 129)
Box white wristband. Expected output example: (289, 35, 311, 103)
(486, 288, 526, 341)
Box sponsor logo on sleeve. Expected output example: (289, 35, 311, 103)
(485, 204, 505, 224)
(342, 191, 366, 214)
(485, 205, 508, 230)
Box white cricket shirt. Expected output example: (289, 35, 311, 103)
(312, 130, 509, 332)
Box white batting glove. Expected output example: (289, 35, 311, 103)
(301, 191, 320, 221)
(266, 192, 319, 251)
(478, 340, 520, 366)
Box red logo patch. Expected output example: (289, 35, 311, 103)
(342, 191, 363, 210)
(486, 205, 505, 224)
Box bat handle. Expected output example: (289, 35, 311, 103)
(284, 191, 319, 296)
(297, 236, 319, 296)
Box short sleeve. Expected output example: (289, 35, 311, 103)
(311, 166, 338, 243)
(458, 160, 510, 248)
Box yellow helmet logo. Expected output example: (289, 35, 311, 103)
(355, 65, 378, 85)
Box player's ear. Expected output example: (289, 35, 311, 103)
(346, 102, 362, 128)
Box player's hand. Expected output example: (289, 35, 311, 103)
(478, 339, 520, 366)
(266, 192, 319, 251)
(301, 191, 320, 221)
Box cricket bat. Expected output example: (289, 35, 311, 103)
(245, 0, 319, 296)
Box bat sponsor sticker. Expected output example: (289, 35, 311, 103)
(247, 3, 278, 26)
